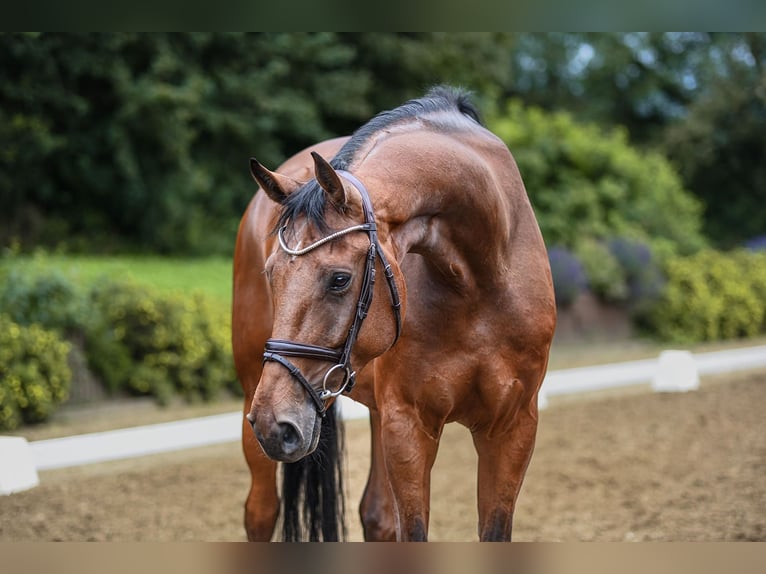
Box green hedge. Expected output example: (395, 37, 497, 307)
(489, 100, 707, 259)
(86, 279, 236, 405)
(643, 249, 766, 342)
(573, 239, 628, 303)
(0, 264, 237, 428)
(0, 314, 72, 430)
(0, 266, 86, 334)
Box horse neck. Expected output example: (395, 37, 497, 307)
(354, 130, 538, 291)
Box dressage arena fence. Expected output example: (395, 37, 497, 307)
(1, 345, 765, 495)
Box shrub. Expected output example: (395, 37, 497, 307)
(0, 260, 238, 427)
(0, 266, 86, 334)
(0, 314, 72, 430)
(607, 238, 665, 314)
(489, 100, 707, 258)
(547, 246, 588, 308)
(573, 239, 628, 304)
(85, 279, 236, 404)
(645, 249, 766, 343)
(732, 249, 766, 333)
(744, 235, 766, 252)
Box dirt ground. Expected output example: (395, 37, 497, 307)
(1, 370, 764, 542)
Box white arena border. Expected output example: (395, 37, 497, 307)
(1, 344, 764, 490)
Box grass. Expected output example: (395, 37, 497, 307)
(2, 253, 233, 310)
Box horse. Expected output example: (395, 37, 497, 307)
(232, 86, 556, 541)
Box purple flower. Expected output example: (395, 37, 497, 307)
(548, 246, 588, 308)
(607, 237, 664, 311)
(744, 235, 766, 251)
(608, 238, 651, 275)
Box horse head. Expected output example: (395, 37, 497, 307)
(246, 152, 404, 462)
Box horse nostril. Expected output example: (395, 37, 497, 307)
(279, 422, 301, 453)
(246, 412, 257, 432)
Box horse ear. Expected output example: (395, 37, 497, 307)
(250, 158, 301, 204)
(311, 151, 347, 209)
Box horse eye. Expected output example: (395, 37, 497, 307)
(329, 272, 352, 293)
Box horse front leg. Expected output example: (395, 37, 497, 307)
(359, 409, 396, 541)
(379, 405, 442, 541)
(471, 398, 539, 542)
(241, 413, 279, 541)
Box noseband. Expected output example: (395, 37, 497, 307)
(263, 171, 402, 417)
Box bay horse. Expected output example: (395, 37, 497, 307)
(232, 86, 556, 541)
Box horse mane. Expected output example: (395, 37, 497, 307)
(275, 85, 482, 234)
(333, 85, 483, 168)
(280, 402, 346, 541)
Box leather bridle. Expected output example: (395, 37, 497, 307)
(263, 170, 402, 417)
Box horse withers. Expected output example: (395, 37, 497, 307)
(232, 86, 556, 541)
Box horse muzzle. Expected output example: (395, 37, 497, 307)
(247, 406, 321, 463)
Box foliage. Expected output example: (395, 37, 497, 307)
(506, 33, 766, 248)
(0, 33, 357, 254)
(507, 33, 765, 144)
(2, 33, 763, 255)
(0, 266, 86, 334)
(0, 33, 515, 255)
(547, 246, 588, 308)
(573, 239, 628, 303)
(664, 70, 766, 247)
(0, 314, 72, 430)
(644, 249, 766, 342)
(744, 236, 766, 251)
(490, 100, 707, 258)
(559, 236, 665, 314)
(85, 279, 236, 404)
(607, 238, 665, 313)
(0, 256, 237, 426)
(337, 33, 513, 115)
(732, 250, 766, 333)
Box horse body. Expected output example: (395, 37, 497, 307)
(232, 88, 555, 541)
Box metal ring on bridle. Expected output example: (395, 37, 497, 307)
(319, 364, 355, 400)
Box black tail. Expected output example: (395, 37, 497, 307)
(280, 402, 346, 541)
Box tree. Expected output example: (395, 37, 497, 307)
(506, 33, 766, 246)
(0, 33, 517, 254)
(337, 33, 514, 117)
(506, 33, 764, 144)
(0, 33, 377, 253)
(664, 68, 766, 246)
